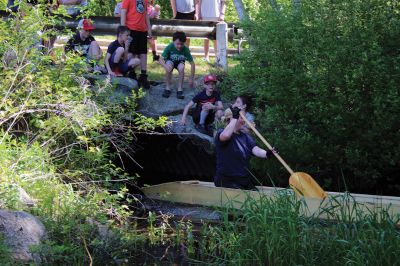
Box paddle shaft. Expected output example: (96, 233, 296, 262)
(239, 112, 295, 175)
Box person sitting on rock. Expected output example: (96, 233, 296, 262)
(104, 26, 140, 78)
(181, 74, 223, 135)
(159, 31, 195, 99)
(64, 19, 103, 71)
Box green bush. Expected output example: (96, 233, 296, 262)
(222, 0, 400, 193)
(0, 3, 167, 263)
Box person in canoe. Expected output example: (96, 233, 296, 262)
(214, 106, 275, 190)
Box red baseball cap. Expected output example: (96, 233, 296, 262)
(78, 19, 95, 31)
(204, 74, 217, 83)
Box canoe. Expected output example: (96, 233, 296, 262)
(142, 180, 400, 224)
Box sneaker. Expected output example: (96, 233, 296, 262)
(127, 71, 137, 80)
(138, 73, 150, 89)
(162, 89, 171, 98)
(152, 54, 160, 62)
(202, 57, 210, 63)
(205, 124, 214, 136)
(93, 65, 107, 74)
(176, 90, 184, 99)
(195, 124, 208, 135)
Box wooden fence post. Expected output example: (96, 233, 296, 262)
(216, 21, 228, 71)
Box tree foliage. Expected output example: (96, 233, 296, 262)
(222, 0, 400, 193)
(0, 3, 167, 262)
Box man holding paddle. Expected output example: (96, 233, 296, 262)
(214, 106, 275, 190)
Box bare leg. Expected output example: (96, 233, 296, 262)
(213, 40, 217, 55)
(139, 53, 147, 71)
(128, 57, 141, 68)
(177, 62, 185, 91)
(113, 47, 125, 63)
(165, 61, 174, 91)
(88, 41, 102, 61)
(204, 39, 210, 61)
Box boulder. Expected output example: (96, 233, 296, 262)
(167, 115, 215, 153)
(0, 210, 46, 263)
(84, 74, 139, 103)
(138, 81, 199, 118)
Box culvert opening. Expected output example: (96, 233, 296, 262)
(119, 132, 215, 188)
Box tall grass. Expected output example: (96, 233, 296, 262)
(193, 192, 400, 265)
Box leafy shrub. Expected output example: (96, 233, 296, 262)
(0, 3, 167, 263)
(221, 0, 400, 194)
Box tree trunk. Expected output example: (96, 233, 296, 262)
(232, 0, 248, 21)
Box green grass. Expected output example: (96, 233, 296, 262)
(147, 55, 239, 82)
(189, 192, 400, 265)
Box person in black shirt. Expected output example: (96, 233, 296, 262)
(104, 26, 140, 77)
(214, 107, 275, 190)
(181, 74, 223, 135)
(64, 19, 102, 62)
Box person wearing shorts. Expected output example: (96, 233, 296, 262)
(104, 26, 140, 77)
(159, 31, 195, 99)
(170, 0, 199, 47)
(121, 0, 152, 89)
(198, 0, 226, 62)
(181, 74, 223, 135)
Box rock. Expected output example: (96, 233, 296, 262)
(167, 115, 215, 154)
(84, 74, 139, 103)
(0, 210, 46, 263)
(138, 81, 199, 117)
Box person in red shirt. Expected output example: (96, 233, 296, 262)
(121, 0, 153, 89)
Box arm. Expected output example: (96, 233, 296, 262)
(219, 118, 237, 141)
(104, 53, 115, 76)
(189, 61, 195, 88)
(146, 13, 152, 38)
(170, 0, 176, 18)
(219, 0, 226, 21)
(252, 146, 268, 158)
(121, 9, 127, 26)
(215, 100, 223, 111)
(181, 101, 195, 125)
(197, 0, 202, 19)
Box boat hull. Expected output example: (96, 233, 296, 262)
(142, 180, 400, 224)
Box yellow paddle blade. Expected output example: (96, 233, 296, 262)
(289, 172, 327, 199)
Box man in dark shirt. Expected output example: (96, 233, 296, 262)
(181, 74, 223, 135)
(104, 26, 140, 77)
(214, 107, 274, 190)
(64, 19, 102, 62)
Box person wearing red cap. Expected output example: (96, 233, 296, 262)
(181, 74, 223, 135)
(64, 19, 102, 65)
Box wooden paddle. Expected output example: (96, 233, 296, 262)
(239, 112, 327, 199)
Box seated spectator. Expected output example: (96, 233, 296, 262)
(181, 74, 223, 135)
(64, 19, 102, 67)
(159, 31, 195, 99)
(114, 1, 122, 17)
(148, 0, 161, 62)
(58, 0, 87, 17)
(104, 26, 140, 78)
